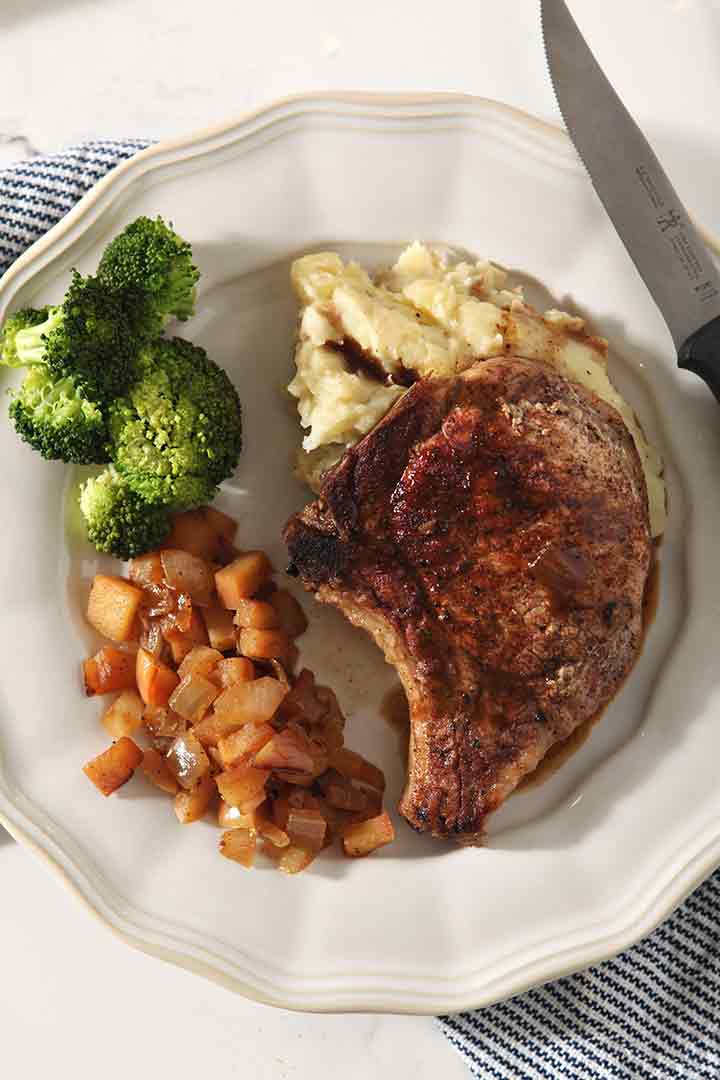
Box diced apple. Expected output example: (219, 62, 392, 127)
(165, 608, 209, 665)
(219, 827, 256, 868)
(264, 841, 316, 874)
(218, 801, 258, 830)
(286, 807, 327, 852)
(342, 811, 395, 857)
(255, 806, 290, 848)
(317, 770, 370, 812)
(214, 536, 240, 566)
(232, 599, 279, 630)
(329, 747, 386, 792)
(83, 656, 100, 695)
(269, 590, 308, 639)
(215, 764, 269, 808)
(83, 645, 137, 696)
(102, 689, 144, 739)
(165, 510, 220, 560)
(136, 648, 179, 707)
(86, 574, 143, 642)
(166, 731, 211, 789)
(167, 634, 193, 668)
(177, 645, 223, 682)
(274, 770, 315, 788)
(215, 552, 272, 608)
(128, 551, 164, 587)
(352, 787, 383, 823)
(83, 737, 143, 796)
(160, 549, 215, 606)
(217, 723, 274, 768)
(192, 710, 246, 748)
(140, 748, 179, 794)
(316, 797, 355, 838)
(215, 657, 255, 688)
(203, 606, 237, 651)
(203, 506, 238, 543)
(173, 772, 215, 823)
(237, 628, 289, 661)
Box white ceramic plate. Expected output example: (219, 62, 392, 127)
(2, 93, 720, 1015)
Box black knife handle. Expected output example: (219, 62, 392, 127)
(678, 316, 720, 402)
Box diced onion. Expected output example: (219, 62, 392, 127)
(166, 732, 211, 789)
(214, 677, 287, 724)
(143, 704, 186, 739)
(143, 583, 176, 618)
(168, 672, 219, 723)
(139, 620, 164, 657)
(253, 727, 314, 772)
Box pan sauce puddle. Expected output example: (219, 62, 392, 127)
(380, 553, 660, 794)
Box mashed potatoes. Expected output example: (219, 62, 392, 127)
(288, 243, 666, 536)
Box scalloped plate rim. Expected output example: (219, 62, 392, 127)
(1, 91, 718, 1015)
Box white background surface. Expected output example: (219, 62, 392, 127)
(0, 1, 718, 1077)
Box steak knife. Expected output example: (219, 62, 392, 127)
(541, 0, 720, 401)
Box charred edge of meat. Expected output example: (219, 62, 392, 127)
(284, 520, 348, 588)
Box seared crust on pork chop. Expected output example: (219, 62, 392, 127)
(284, 357, 652, 842)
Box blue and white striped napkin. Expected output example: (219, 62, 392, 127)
(2, 141, 719, 1080)
(439, 874, 720, 1079)
(0, 139, 150, 277)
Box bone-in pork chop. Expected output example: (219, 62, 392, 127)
(284, 357, 652, 842)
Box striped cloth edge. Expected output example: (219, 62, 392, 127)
(2, 140, 719, 1080)
(438, 869, 720, 1079)
(0, 139, 151, 278)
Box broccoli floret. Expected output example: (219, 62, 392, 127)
(9, 305, 66, 368)
(79, 468, 171, 559)
(98, 216, 200, 338)
(40, 272, 137, 400)
(1, 304, 109, 463)
(0, 307, 53, 367)
(8, 273, 136, 403)
(109, 336, 242, 508)
(9, 366, 108, 463)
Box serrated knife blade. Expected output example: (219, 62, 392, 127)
(541, 0, 720, 400)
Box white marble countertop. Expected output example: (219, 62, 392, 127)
(1, 1, 719, 1076)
